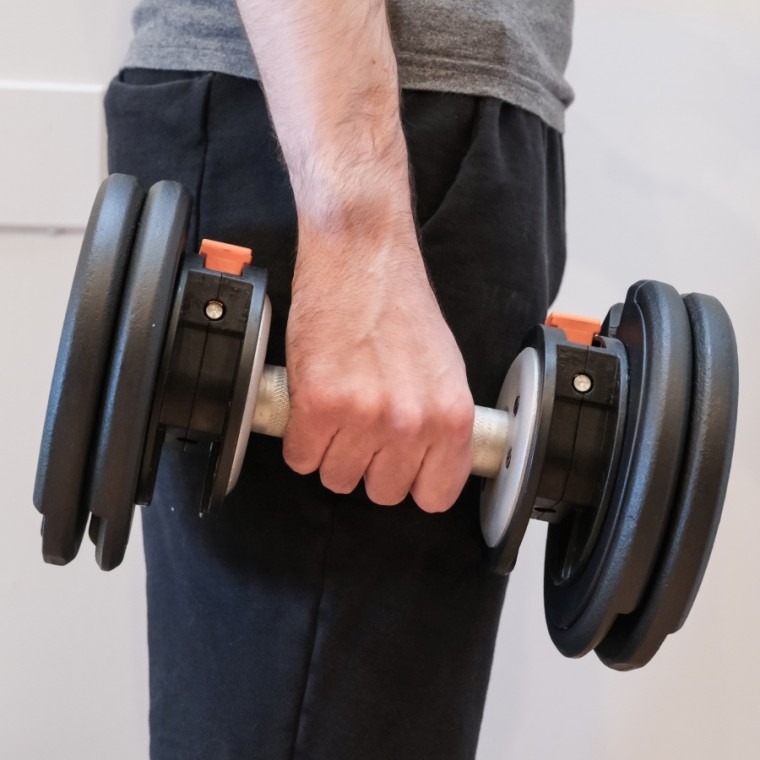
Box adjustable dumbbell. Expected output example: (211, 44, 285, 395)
(34, 175, 739, 670)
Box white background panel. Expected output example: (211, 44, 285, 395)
(0, 83, 104, 228)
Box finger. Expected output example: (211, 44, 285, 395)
(362, 401, 428, 505)
(282, 406, 338, 475)
(410, 433, 472, 513)
(318, 430, 377, 494)
(363, 443, 426, 506)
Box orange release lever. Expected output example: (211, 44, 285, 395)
(545, 312, 602, 346)
(199, 239, 253, 276)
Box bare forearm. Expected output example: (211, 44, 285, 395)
(236, 0, 414, 239)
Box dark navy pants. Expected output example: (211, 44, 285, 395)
(105, 70, 566, 760)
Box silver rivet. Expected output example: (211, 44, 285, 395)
(205, 300, 225, 321)
(573, 373, 593, 394)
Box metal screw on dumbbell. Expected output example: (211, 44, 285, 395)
(573, 373, 592, 393)
(205, 300, 225, 321)
(33, 175, 739, 671)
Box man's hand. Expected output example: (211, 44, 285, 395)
(236, 0, 473, 510)
(285, 219, 473, 512)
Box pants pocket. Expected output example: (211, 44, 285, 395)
(104, 69, 215, 248)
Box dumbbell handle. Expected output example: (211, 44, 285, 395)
(251, 364, 509, 479)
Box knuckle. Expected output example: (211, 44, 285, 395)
(293, 383, 337, 419)
(297, 381, 385, 429)
(440, 395, 474, 439)
(351, 393, 384, 426)
(389, 405, 424, 439)
(452, 401, 475, 432)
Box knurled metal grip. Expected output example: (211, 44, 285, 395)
(250, 364, 514, 480)
(251, 365, 292, 440)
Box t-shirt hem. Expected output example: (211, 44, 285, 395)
(123, 42, 567, 132)
(396, 51, 567, 132)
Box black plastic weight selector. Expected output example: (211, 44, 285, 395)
(136, 247, 269, 518)
(541, 333, 629, 590)
(485, 325, 628, 579)
(33, 175, 739, 671)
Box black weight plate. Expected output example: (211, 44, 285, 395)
(545, 281, 693, 657)
(87, 180, 191, 570)
(34, 174, 145, 564)
(595, 293, 738, 669)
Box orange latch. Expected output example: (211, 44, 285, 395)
(545, 312, 602, 346)
(199, 239, 253, 276)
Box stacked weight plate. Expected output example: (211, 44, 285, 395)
(34, 174, 192, 569)
(542, 281, 738, 669)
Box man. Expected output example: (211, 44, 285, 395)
(106, 1, 573, 757)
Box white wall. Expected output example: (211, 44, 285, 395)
(0, 2, 136, 228)
(1, 2, 757, 759)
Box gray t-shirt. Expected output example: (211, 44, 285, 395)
(124, 0, 574, 131)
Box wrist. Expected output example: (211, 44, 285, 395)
(294, 224, 424, 286)
(293, 161, 418, 250)
(297, 191, 416, 248)
(290, 124, 413, 226)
